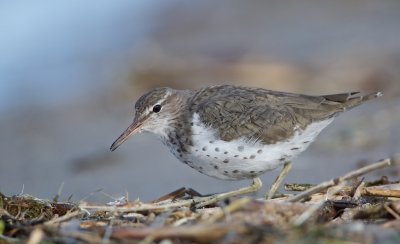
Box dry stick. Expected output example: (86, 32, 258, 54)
(80, 195, 217, 213)
(338, 184, 400, 198)
(112, 223, 236, 242)
(205, 197, 252, 224)
(284, 183, 315, 192)
(352, 181, 365, 201)
(58, 231, 103, 243)
(384, 203, 400, 220)
(26, 228, 44, 244)
(292, 181, 347, 226)
(195, 177, 262, 208)
(81, 178, 263, 213)
(288, 158, 392, 202)
(362, 187, 400, 198)
(80, 200, 193, 213)
(44, 210, 83, 226)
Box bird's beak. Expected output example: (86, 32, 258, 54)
(110, 119, 142, 151)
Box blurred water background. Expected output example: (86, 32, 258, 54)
(1, 0, 399, 202)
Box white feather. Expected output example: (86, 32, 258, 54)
(184, 113, 333, 180)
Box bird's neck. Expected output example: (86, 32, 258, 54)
(155, 90, 194, 143)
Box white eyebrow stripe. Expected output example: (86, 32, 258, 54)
(155, 89, 172, 106)
(145, 91, 171, 113)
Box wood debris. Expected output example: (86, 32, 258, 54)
(0, 157, 399, 243)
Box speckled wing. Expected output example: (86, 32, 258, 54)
(189, 85, 379, 144)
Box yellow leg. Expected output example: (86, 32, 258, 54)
(266, 162, 293, 199)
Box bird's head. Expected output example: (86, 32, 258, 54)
(110, 87, 188, 151)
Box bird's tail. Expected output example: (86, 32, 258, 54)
(322, 91, 383, 111)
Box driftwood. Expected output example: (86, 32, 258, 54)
(1, 157, 399, 243)
(287, 158, 392, 202)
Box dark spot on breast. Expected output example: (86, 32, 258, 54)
(291, 147, 300, 150)
(202, 146, 207, 151)
(238, 146, 244, 152)
(250, 171, 255, 173)
(179, 154, 183, 157)
(183, 161, 189, 164)
(233, 170, 239, 173)
(214, 165, 219, 169)
(209, 140, 214, 144)
(177, 149, 181, 153)
(190, 122, 194, 126)
(303, 141, 310, 144)
(243, 157, 248, 160)
(224, 171, 228, 174)
(199, 166, 203, 169)
(206, 155, 210, 157)
(250, 155, 256, 159)
(215, 147, 219, 152)
(214, 157, 218, 159)
(223, 159, 229, 163)
(234, 155, 239, 158)
(279, 158, 286, 161)
(224, 151, 228, 154)
(257, 149, 263, 154)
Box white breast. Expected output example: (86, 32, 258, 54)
(182, 113, 333, 180)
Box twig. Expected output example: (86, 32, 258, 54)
(352, 182, 365, 201)
(284, 183, 315, 192)
(205, 198, 252, 224)
(26, 228, 44, 244)
(384, 203, 400, 220)
(111, 223, 238, 242)
(58, 230, 103, 243)
(80, 199, 196, 213)
(53, 181, 65, 202)
(0, 234, 18, 242)
(292, 181, 347, 226)
(288, 158, 392, 202)
(306, 184, 400, 198)
(150, 187, 187, 203)
(81, 178, 262, 212)
(44, 210, 83, 226)
(362, 187, 400, 198)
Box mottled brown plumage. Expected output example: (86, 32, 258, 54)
(189, 85, 380, 144)
(111, 85, 381, 180)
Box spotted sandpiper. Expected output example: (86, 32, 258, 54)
(110, 85, 382, 202)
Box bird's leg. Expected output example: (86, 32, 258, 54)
(266, 161, 293, 199)
(194, 177, 263, 208)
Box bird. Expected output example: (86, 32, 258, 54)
(110, 85, 382, 202)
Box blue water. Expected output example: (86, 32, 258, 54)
(0, 0, 170, 113)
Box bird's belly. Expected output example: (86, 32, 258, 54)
(178, 116, 334, 180)
(184, 140, 300, 180)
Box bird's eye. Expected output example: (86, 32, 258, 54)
(152, 104, 162, 113)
